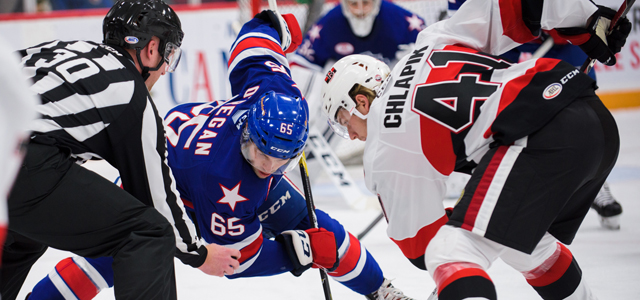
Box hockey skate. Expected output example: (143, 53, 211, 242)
(365, 278, 416, 300)
(591, 182, 623, 230)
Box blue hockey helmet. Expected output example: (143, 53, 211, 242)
(241, 91, 309, 175)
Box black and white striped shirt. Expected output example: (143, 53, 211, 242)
(20, 40, 207, 267)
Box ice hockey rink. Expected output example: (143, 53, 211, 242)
(15, 106, 640, 299)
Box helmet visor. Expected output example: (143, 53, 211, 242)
(241, 137, 302, 176)
(164, 42, 182, 73)
(327, 106, 367, 139)
(327, 118, 350, 139)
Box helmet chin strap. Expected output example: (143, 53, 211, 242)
(135, 48, 165, 81)
(352, 108, 368, 120)
(349, 102, 368, 120)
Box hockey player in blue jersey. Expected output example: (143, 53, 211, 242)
(25, 7, 415, 300)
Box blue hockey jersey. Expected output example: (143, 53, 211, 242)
(289, 0, 425, 70)
(165, 18, 308, 277)
(26, 16, 389, 298)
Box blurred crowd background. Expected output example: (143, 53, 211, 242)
(0, 0, 238, 14)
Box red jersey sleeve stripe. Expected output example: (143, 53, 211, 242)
(328, 233, 361, 277)
(391, 214, 448, 259)
(238, 233, 264, 264)
(229, 37, 284, 68)
(551, 29, 591, 46)
(55, 257, 99, 300)
(499, 0, 537, 44)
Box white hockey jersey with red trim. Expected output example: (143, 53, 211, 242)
(362, 0, 598, 266)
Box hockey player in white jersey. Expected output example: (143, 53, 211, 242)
(319, 0, 630, 299)
(287, 0, 427, 206)
(448, 0, 625, 231)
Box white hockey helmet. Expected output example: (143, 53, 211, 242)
(321, 54, 390, 138)
(340, 0, 382, 37)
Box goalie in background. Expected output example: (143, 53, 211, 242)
(25, 5, 416, 300)
(319, 0, 630, 299)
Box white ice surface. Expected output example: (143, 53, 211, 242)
(16, 107, 640, 300)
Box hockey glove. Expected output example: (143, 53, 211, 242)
(254, 10, 302, 54)
(276, 228, 339, 277)
(556, 5, 631, 66)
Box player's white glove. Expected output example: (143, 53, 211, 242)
(276, 228, 339, 276)
(254, 10, 302, 54)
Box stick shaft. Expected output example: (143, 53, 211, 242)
(299, 153, 333, 300)
(356, 212, 384, 240)
(427, 287, 439, 300)
(268, 0, 279, 13)
(531, 38, 554, 60)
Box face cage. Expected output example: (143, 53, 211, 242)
(164, 42, 182, 73)
(240, 131, 302, 176)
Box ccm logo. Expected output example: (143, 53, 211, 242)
(270, 146, 291, 153)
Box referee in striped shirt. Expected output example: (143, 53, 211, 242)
(0, 1, 240, 299)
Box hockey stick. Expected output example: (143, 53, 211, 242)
(299, 152, 333, 300)
(531, 37, 554, 60)
(579, 0, 635, 74)
(306, 127, 377, 210)
(356, 211, 384, 240)
(267, 0, 280, 13)
(427, 287, 438, 300)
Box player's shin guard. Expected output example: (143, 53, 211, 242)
(315, 210, 384, 295)
(28, 256, 114, 300)
(524, 243, 596, 300)
(433, 262, 497, 300)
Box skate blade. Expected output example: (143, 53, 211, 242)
(599, 215, 621, 230)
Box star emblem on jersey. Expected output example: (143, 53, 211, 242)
(217, 182, 249, 211)
(406, 15, 424, 32)
(308, 24, 322, 43)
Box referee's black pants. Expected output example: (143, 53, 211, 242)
(1, 143, 177, 300)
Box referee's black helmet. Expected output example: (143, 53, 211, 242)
(103, 0, 184, 70)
